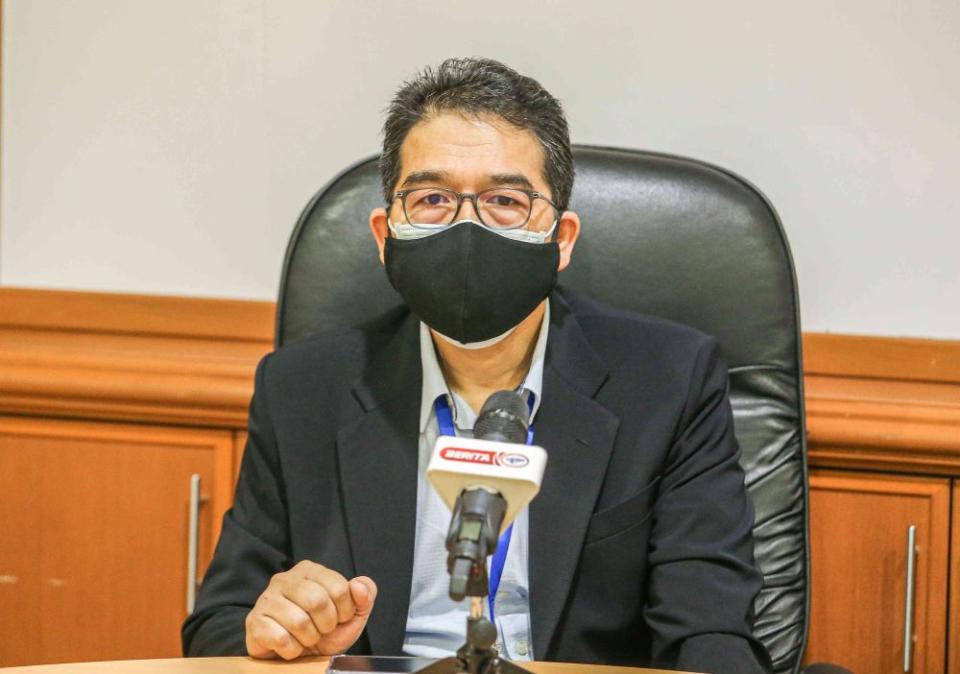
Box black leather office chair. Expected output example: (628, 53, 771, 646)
(276, 146, 811, 673)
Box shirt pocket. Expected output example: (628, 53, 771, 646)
(584, 476, 661, 546)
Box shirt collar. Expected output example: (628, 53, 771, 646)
(418, 301, 551, 433)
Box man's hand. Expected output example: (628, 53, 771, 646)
(244, 561, 378, 660)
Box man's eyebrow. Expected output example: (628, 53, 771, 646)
(399, 170, 537, 191)
(488, 173, 536, 190)
(400, 170, 449, 188)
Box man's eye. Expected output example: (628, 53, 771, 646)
(411, 191, 452, 207)
(489, 195, 518, 207)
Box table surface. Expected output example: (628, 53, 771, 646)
(0, 657, 692, 674)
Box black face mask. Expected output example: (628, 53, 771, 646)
(384, 222, 559, 344)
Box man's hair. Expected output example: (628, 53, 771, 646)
(380, 57, 575, 210)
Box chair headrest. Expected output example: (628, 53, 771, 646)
(278, 145, 801, 371)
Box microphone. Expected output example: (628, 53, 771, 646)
(427, 390, 546, 534)
(473, 390, 529, 443)
(427, 390, 547, 601)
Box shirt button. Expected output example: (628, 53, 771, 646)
(514, 639, 529, 656)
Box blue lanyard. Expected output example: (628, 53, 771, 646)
(434, 393, 535, 621)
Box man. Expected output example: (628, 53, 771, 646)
(183, 58, 771, 673)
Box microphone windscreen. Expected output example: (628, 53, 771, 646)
(474, 390, 529, 444)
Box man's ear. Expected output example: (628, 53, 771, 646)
(369, 207, 389, 265)
(555, 210, 581, 272)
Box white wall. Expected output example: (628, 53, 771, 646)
(3, 0, 959, 338)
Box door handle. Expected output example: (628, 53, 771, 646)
(186, 474, 201, 615)
(902, 524, 917, 672)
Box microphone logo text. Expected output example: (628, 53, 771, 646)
(440, 448, 530, 468)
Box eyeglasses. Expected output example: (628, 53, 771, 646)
(392, 187, 559, 231)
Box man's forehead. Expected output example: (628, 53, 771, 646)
(397, 112, 547, 188)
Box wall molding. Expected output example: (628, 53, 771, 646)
(2, 288, 958, 474)
(0, 288, 273, 428)
(804, 333, 960, 474)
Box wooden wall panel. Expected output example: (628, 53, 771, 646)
(1, 288, 959, 467)
(0, 287, 275, 341)
(803, 334, 960, 474)
(804, 333, 960, 384)
(0, 288, 273, 428)
(233, 430, 248, 485)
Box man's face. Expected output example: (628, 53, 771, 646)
(370, 112, 580, 270)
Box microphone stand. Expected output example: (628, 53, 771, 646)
(413, 489, 532, 674)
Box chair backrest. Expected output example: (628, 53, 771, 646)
(277, 146, 809, 673)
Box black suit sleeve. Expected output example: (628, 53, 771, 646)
(182, 354, 292, 656)
(644, 339, 772, 674)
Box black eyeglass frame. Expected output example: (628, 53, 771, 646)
(391, 187, 561, 231)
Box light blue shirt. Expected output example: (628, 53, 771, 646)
(403, 304, 549, 661)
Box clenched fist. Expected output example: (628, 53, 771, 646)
(245, 560, 378, 660)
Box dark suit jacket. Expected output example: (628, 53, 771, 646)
(182, 288, 770, 673)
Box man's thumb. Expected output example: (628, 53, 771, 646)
(349, 576, 378, 618)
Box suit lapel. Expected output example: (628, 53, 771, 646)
(530, 292, 620, 658)
(337, 312, 421, 656)
(333, 294, 620, 657)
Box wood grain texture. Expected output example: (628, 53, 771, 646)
(233, 430, 249, 485)
(805, 375, 960, 473)
(803, 333, 960, 473)
(0, 417, 234, 666)
(0, 656, 683, 674)
(0, 288, 274, 428)
(0, 287, 275, 341)
(1, 289, 959, 468)
(804, 333, 960, 384)
(950, 482, 960, 674)
(805, 470, 951, 674)
(1, 291, 959, 670)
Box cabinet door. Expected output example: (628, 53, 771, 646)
(0, 417, 234, 666)
(805, 470, 950, 674)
